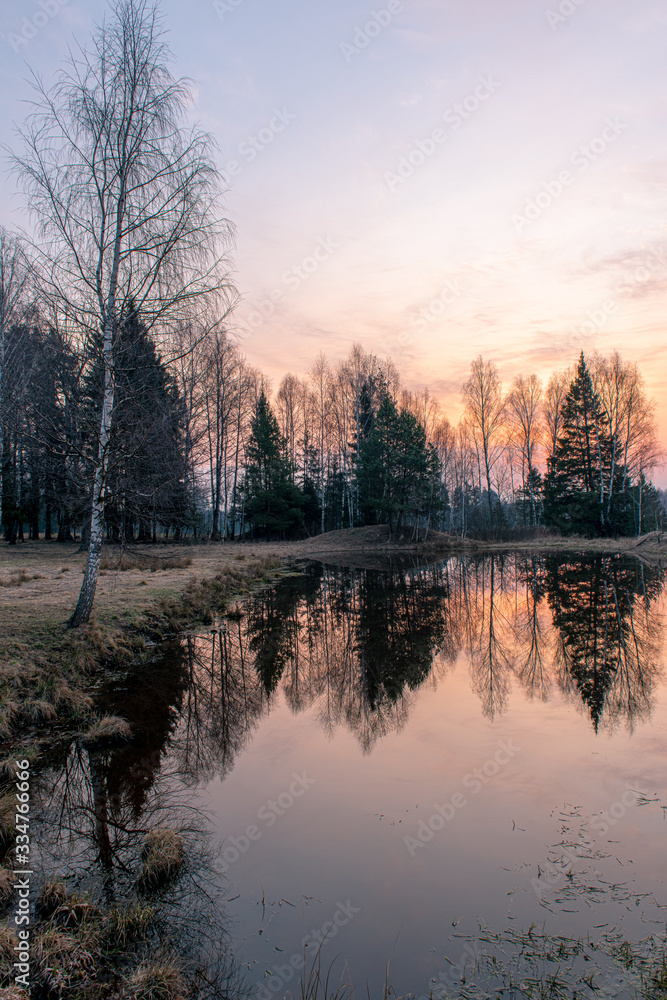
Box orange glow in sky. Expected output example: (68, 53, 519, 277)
(1, 0, 665, 481)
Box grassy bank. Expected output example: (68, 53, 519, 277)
(0, 540, 294, 754)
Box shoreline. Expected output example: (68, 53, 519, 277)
(1, 527, 665, 752)
(0, 543, 288, 756)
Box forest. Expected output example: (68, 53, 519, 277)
(1, 286, 663, 551)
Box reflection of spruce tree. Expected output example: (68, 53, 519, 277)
(95, 644, 190, 816)
(165, 556, 664, 782)
(544, 554, 658, 730)
(245, 565, 323, 693)
(357, 567, 449, 708)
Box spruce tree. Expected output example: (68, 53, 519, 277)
(543, 353, 631, 536)
(358, 398, 446, 536)
(244, 392, 305, 539)
(81, 304, 189, 542)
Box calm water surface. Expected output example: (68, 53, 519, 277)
(36, 553, 667, 997)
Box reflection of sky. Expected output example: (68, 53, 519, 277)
(201, 630, 667, 996)
(180, 558, 667, 993)
(2, 0, 667, 481)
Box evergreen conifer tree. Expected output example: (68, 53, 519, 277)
(244, 392, 305, 539)
(543, 353, 632, 536)
(358, 397, 446, 536)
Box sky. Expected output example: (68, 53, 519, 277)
(1, 0, 667, 481)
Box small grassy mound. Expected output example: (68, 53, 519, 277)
(0, 925, 18, 970)
(138, 830, 186, 890)
(81, 715, 133, 747)
(126, 957, 187, 1000)
(97, 902, 155, 949)
(0, 865, 14, 909)
(19, 876, 209, 1000)
(36, 879, 68, 920)
(0, 795, 16, 853)
(0, 569, 45, 587)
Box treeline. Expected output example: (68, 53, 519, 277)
(1, 277, 663, 547)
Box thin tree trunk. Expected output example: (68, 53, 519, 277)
(68, 323, 114, 627)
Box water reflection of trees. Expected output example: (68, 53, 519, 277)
(26, 554, 663, 992)
(173, 555, 664, 779)
(176, 562, 457, 766)
(33, 646, 247, 998)
(449, 553, 663, 730)
(544, 555, 664, 731)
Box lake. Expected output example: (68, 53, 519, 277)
(34, 553, 667, 998)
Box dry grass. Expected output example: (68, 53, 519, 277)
(82, 715, 133, 746)
(138, 829, 186, 889)
(26, 878, 191, 1000)
(33, 926, 97, 993)
(97, 902, 155, 949)
(0, 866, 13, 909)
(0, 541, 286, 750)
(643, 950, 667, 999)
(0, 795, 16, 852)
(36, 880, 68, 919)
(0, 568, 45, 587)
(99, 550, 193, 572)
(0, 926, 19, 981)
(0, 541, 286, 653)
(125, 957, 187, 1000)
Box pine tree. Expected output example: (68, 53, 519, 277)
(244, 392, 305, 539)
(114, 307, 188, 539)
(81, 304, 189, 542)
(358, 398, 446, 537)
(543, 354, 631, 537)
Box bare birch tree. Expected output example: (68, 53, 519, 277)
(590, 351, 662, 518)
(11, 0, 235, 625)
(544, 368, 570, 458)
(507, 373, 543, 524)
(462, 356, 505, 528)
(309, 352, 330, 534)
